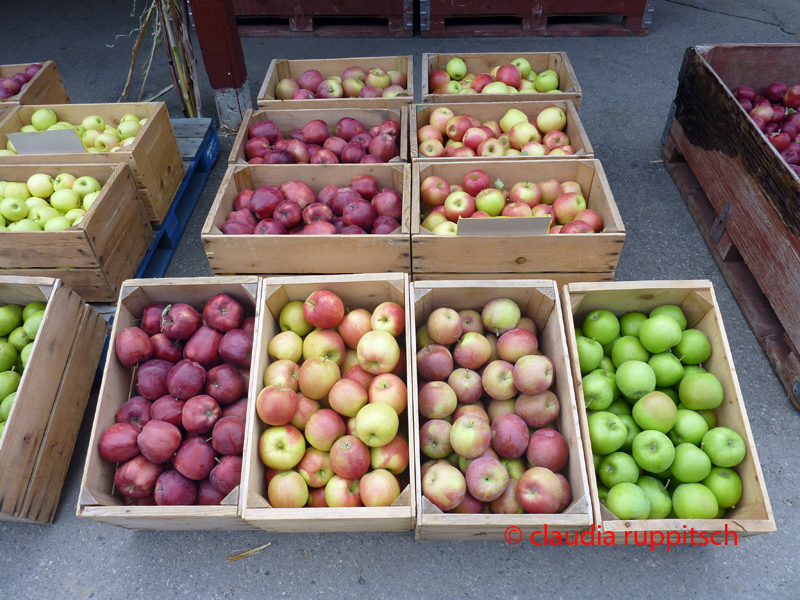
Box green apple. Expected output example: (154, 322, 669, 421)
(72, 125, 86, 137)
(22, 310, 45, 340)
(53, 173, 77, 191)
(511, 58, 531, 79)
(445, 57, 467, 81)
(4, 142, 16, 153)
(582, 309, 620, 346)
(81, 191, 99, 212)
(591, 367, 619, 400)
(20, 125, 39, 133)
(597, 483, 609, 504)
(4, 182, 30, 201)
(7, 327, 31, 352)
(631, 429, 674, 472)
(82, 129, 102, 148)
(0, 197, 28, 222)
(20, 342, 33, 367)
(605, 482, 650, 520)
(44, 216, 72, 231)
(9, 219, 42, 232)
(611, 336, 650, 367)
(670, 442, 712, 483)
(0, 342, 17, 371)
(636, 476, 672, 519)
(696, 408, 717, 430)
(632, 391, 677, 433)
(279, 300, 313, 337)
(139, 118, 147, 126)
(47, 123, 71, 131)
(593, 453, 603, 473)
(118, 120, 142, 140)
(573, 326, 583, 337)
(26, 174, 55, 199)
(599, 355, 616, 374)
(615, 360, 656, 401)
(672, 483, 718, 519)
(648, 352, 684, 387)
(49, 189, 81, 213)
(120, 113, 140, 123)
(618, 414, 641, 453)
(668, 409, 709, 446)
(73, 176, 102, 199)
(601, 336, 620, 357)
(606, 399, 632, 417)
(681, 365, 706, 379)
(702, 467, 742, 508)
(656, 386, 679, 406)
(582, 371, 614, 411)
(0, 181, 8, 197)
(619, 312, 647, 337)
(679, 372, 723, 410)
(30, 205, 61, 226)
(534, 70, 559, 92)
(598, 452, 640, 488)
(587, 411, 628, 455)
(22, 302, 46, 322)
(94, 133, 120, 152)
(499, 108, 529, 133)
(702, 427, 746, 467)
(25, 197, 48, 211)
(0, 370, 21, 401)
(64, 209, 86, 224)
(31, 108, 58, 131)
(649, 305, 687, 330)
(0, 392, 15, 421)
(81, 115, 106, 131)
(674, 329, 712, 364)
(638, 314, 682, 354)
(576, 336, 603, 374)
(103, 127, 122, 141)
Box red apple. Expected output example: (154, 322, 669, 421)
(115, 327, 154, 367)
(526, 429, 569, 472)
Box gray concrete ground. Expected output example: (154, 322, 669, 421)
(2, 0, 800, 597)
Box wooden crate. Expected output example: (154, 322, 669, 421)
(0, 277, 108, 524)
(229, 106, 409, 164)
(413, 272, 614, 288)
(411, 100, 591, 161)
(411, 159, 624, 277)
(201, 163, 411, 275)
(411, 279, 591, 541)
(234, 0, 413, 37)
(421, 53, 581, 106)
(241, 273, 415, 532)
(0, 61, 70, 118)
(0, 102, 184, 224)
(0, 164, 152, 303)
(664, 44, 800, 409)
(77, 277, 260, 530)
(257, 56, 413, 111)
(561, 280, 776, 543)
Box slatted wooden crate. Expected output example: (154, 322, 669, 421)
(561, 280, 776, 543)
(0, 276, 108, 524)
(0, 61, 70, 119)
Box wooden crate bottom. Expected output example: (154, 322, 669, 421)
(237, 15, 412, 37)
(662, 125, 800, 410)
(412, 272, 614, 288)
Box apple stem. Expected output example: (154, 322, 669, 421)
(214, 456, 221, 463)
(127, 363, 139, 402)
(160, 304, 172, 330)
(585, 398, 594, 408)
(663, 479, 670, 490)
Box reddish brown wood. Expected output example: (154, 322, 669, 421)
(189, 0, 248, 89)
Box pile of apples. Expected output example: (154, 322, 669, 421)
(275, 66, 407, 100)
(98, 294, 254, 506)
(420, 169, 603, 235)
(0, 63, 41, 100)
(429, 57, 561, 96)
(418, 297, 570, 515)
(735, 82, 800, 175)
(575, 304, 746, 520)
(0, 172, 101, 232)
(1, 108, 147, 156)
(0, 300, 47, 439)
(245, 117, 400, 165)
(418, 106, 573, 159)
(221, 175, 402, 236)
(257, 290, 409, 508)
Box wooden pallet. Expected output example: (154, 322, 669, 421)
(234, 0, 413, 37)
(420, 0, 654, 37)
(662, 128, 800, 410)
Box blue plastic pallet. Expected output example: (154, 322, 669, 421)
(134, 118, 219, 279)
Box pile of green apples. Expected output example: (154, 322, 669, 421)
(0, 300, 46, 439)
(0, 172, 102, 232)
(575, 304, 747, 521)
(0, 108, 147, 156)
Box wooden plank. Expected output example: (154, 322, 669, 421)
(190, 0, 248, 90)
(171, 118, 214, 139)
(561, 280, 776, 543)
(412, 272, 614, 287)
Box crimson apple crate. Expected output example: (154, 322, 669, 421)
(561, 280, 776, 543)
(77, 277, 260, 530)
(0, 163, 152, 303)
(0, 102, 183, 224)
(240, 273, 416, 532)
(411, 159, 624, 287)
(410, 100, 592, 162)
(0, 276, 108, 524)
(0, 61, 70, 119)
(257, 55, 413, 111)
(421, 52, 581, 107)
(228, 106, 409, 164)
(410, 279, 591, 541)
(201, 163, 411, 275)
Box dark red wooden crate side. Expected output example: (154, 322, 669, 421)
(233, 0, 405, 18)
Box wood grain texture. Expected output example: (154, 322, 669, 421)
(0, 61, 70, 113)
(190, 0, 248, 89)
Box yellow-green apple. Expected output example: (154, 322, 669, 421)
(25, 197, 48, 211)
(280, 300, 313, 337)
(439, 81, 462, 94)
(500, 109, 528, 133)
(554, 473, 572, 511)
(447, 368, 483, 404)
(360, 469, 401, 507)
(329, 435, 371, 479)
(338, 308, 372, 349)
(82, 191, 99, 211)
(560, 181, 582, 195)
(482, 298, 521, 335)
(421, 419, 453, 458)
(517, 467, 562, 513)
(65, 208, 86, 224)
(497, 328, 538, 363)
(95, 133, 119, 152)
(453, 332, 492, 370)
(428, 307, 463, 345)
(531, 204, 555, 227)
(371, 301, 404, 337)
(513, 354, 554, 394)
(479, 121, 500, 138)
(267, 471, 308, 508)
(552, 193, 587, 224)
(303, 290, 345, 329)
(357, 330, 400, 374)
(482, 81, 510, 94)
(527, 429, 569, 471)
(501, 201, 532, 217)
(298, 357, 340, 400)
(474, 188, 505, 216)
(422, 211, 449, 232)
(325, 475, 362, 507)
(465, 456, 509, 502)
(548, 146, 573, 156)
(422, 461, 466, 511)
(81, 115, 105, 131)
(49, 189, 81, 212)
(543, 130, 569, 150)
(44, 216, 72, 231)
(268, 330, 303, 362)
(505, 149, 521, 156)
(536, 106, 566, 133)
(342, 349, 360, 373)
(297, 447, 333, 488)
(366, 67, 391, 89)
(508, 122, 541, 150)
(462, 127, 488, 151)
(419, 139, 445, 158)
(417, 325, 433, 349)
(259, 425, 306, 470)
(491, 413, 530, 459)
(388, 70, 407, 87)
(305, 408, 346, 451)
(519, 79, 537, 91)
(316, 79, 344, 98)
(343, 76, 365, 97)
(535, 70, 559, 92)
(256, 384, 299, 426)
(368, 373, 407, 414)
(302, 328, 346, 366)
(355, 401, 399, 447)
(417, 124, 443, 144)
(482, 360, 518, 400)
(419, 381, 457, 419)
(264, 359, 300, 391)
(370, 435, 409, 474)
(515, 391, 559, 427)
(450, 414, 492, 458)
(429, 107, 455, 134)
(420, 175, 451, 206)
(416, 344, 454, 381)
(500, 458, 526, 481)
(30, 205, 60, 226)
(82, 129, 102, 148)
(454, 403, 490, 423)
(118, 120, 142, 140)
(72, 176, 102, 198)
(26, 173, 54, 198)
(509, 181, 542, 207)
(574, 209, 603, 232)
(521, 141, 547, 156)
(476, 138, 505, 157)
(290, 394, 321, 431)
(328, 378, 368, 417)
(445, 58, 467, 80)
